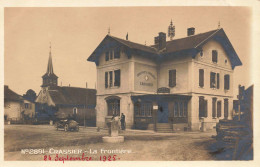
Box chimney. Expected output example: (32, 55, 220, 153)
(86, 82, 88, 88)
(187, 27, 195, 36)
(154, 32, 166, 50)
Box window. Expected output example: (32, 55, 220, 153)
(210, 72, 219, 89)
(25, 103, 29, 109)
(105, 47, 121, 61)
(199, 69, 204, 87)
(105, 70, 121, 88)
(224, 99, 229, 119)
(107, 99, 120, 116)
(217, 101, 222, 117)
(212, 98, 217, 118)
(114, 47, 120, 59)
(25, 103, 31, 109)
(173, 101, 188, 117)
(169, 69, 176, 87)
(212, 50, 218, 63)
(114, 70, 121, 86)
(179, 101, 184, 117)
(73, 107, 78, 115)
(109, 50, 113, 60)
(174, 101, 179, 117)
(224, 74, 230, 90)
(210, 72, 216, 88)
(183, 101, 188, 117)
(199, 96, 207, 118)
(105, 51, 109, 61)
(135, 102, 152, 117)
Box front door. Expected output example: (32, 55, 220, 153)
(157, 102, 168, 123)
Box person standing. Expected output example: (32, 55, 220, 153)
(120, 113, 126, 130)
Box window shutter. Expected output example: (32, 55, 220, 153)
(109, 71, 113, 87)
(199, 96, 204, 117)
(212, 98, 217, 118)
(105, 72, 108, 88)
(224, 99, 229, 118)
(169, 69, 176, 87)
(105, 51, 109, 61)
(217, 73, 220, 89)
(199, 69, 204, 87)
(217, 101, 221, 117)
(114, 69, 121, 86)
(169, 70, 172, 87)
(204, 100, 208, 117)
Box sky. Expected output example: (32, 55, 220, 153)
(4, 7, 252, 95)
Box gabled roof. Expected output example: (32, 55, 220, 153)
(4, 85, 23, 102)
(48, 86, 96, 106)
(87, 28, 242, 69)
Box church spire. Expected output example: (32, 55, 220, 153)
(41, 42, 58, 87)
(47, 42, 54, 75)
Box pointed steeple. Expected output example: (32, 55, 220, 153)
(47, 43, 54, 75)
(41, 43, 58, 87)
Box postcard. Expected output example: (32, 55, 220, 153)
(1, 1, 259, 167)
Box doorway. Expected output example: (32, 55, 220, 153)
(157, 102, 169, 123)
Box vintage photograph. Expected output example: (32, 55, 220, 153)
(3, 7, 253, 161)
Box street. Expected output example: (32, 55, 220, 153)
(5, 125, 217, 161)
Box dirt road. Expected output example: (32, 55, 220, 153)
(4, 125, 217, 161)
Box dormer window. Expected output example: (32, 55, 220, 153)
(212, 50, 218, 63)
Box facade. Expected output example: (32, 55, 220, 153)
(35, 47, 97, 126)
(4, 85, 36, 124)
(4, 85, 24, 122)
(87, 27, 241, 131)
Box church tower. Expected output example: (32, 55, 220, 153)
(41, 44, 58, 87)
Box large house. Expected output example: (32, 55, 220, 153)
(87, 24, 242, 131)
(35, 47, 96, 126)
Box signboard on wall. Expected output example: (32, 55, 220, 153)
(157, 87, 170, 93)
(137, 71, 156, 87)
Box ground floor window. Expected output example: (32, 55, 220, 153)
(107, 99, 120, 116)
(199, 96, 208, 118)
(174, 101, 188, 117)
(135, 102, 152, 117)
